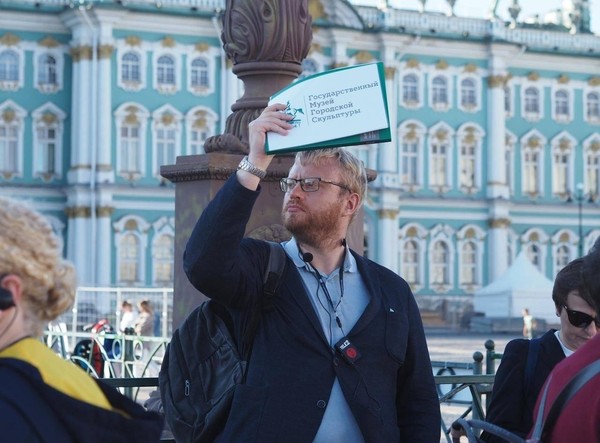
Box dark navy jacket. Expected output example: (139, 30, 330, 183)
(0, 358, 163, 443)
(184, 175, 441, 443)
(482, 329, 564, 442)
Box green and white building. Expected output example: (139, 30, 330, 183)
(1, 0, 599, 321)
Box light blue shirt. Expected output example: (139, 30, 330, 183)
(282, 238, 370, 443)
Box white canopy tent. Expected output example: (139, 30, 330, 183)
(474, 251, 556, 323)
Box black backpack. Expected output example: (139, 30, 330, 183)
(159, 242, 286, 443)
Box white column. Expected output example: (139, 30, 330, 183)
(67, 208, 92, 285)
(96, 42, 114, 183)
(376, 209, 400, 271)
(488, 200, 511, 281)
(95, 204, 114, 286)
(486, 57, 508, 199)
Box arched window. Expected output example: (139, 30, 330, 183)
(430, 140, 448, 187)
(523, 149, 540, 194)
(119, 233, 140, 283)
(38, 54, 57, 85)
(460, 78, 476, 107)
(432, 76, 448, 106)
(432, 241, 449, 285)
(120, 123, 141, 174)
(403, 74, 419, 103)
(586, 92, 600, 121)
(524, 87, 540, 114)
(122, 52, 141, 83)
(555, 90, 569, 118)
(0, 50, 18, 82)
(460, 242, 477, 285)
(403, 240, 419, 285)
(157, 55, 175, 85)
(190, 57, 209, 88)
(528, 244, 541, 271)
(153, 234, 174, 285)
(0, 119, 18, 173)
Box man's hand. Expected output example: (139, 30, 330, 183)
(238, 103, 293, 190)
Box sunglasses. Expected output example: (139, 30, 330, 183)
(561, 305, 600, 329)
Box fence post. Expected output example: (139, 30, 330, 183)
(471, 351, 484, 421)
(485, 339, 498, 375)
(123, 330, 135, 398)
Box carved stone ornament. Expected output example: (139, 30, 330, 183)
(487, 75, 505, 88)
(558, 74, 569, 84)
(435, 59, 449, 70)
(205, 0, 312, 153)
(354, 50, 374, 64)
(588, 76, 600, 87)
(0, 33, 20, 46)
(39, 36, 60, 48)
(527, 71, 540, 81)
(125, 36, 142, 46)
(406, 58, 420, 69)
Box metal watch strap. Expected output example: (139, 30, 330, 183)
(237, 156, 267, 179)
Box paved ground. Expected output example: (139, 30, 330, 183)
(426, 330, 522, 442)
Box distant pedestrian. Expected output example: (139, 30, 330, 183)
(522, 308, 534, 339)
(120, 300, 136, 333)
(134, 299, 154, 337)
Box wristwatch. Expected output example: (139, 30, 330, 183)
(237, 156, 267, 179)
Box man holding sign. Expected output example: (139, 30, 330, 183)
(184, 103, 440, 442)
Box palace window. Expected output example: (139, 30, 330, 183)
(122, 52, 141, 84)
(586, 92, 600, 123)
(403, 240, 420, 286)
(38, 54, 57, 86)
(523, 86, 541, 120)
(0, 50, 18, 82)
(402, 74, 419, 104)
(153, 234, 174, 285)
(431, 241, 450, 285)
(554, 89, 570, 121)
(190, 57, 209, 88)
(460, 78, 476, 109)
(431, 76, 449, 109)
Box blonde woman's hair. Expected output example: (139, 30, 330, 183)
(0, 197, 76, 335)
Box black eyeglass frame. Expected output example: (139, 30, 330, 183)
(561, 304, 600, 329)
(279, 177, 351, 193)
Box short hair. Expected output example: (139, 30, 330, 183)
(295, 148, 367, 206)
(0, 197, 76, 335)
(582, 237, 600, 312)
(552, 257, 593, 309)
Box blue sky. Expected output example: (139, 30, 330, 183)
(350, 0, 600, 34)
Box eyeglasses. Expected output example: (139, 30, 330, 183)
(279, 177, 351, 193)
(561, 305, 600, 329)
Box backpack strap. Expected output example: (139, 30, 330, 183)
(524, 337, 540, 408)
(530, 358, 600, 441)
(241, 241, 287, 365)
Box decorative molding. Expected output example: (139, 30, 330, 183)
(434, 128, 448, 141)
(1, 108, 17, 123)
(161, 36, 176, 48)
(71, 46, 93, 62)
(487, 75, 505, 88)
(377, 209, 399, 219)
(385, 66, 396, 79)
(527, 71, 539, 81)
(588, 76, 600, 87)
(354, 50, 374, 63)
(125, 35, 142, 46)
(98, 45, 114, 59)
(0, 33, 20, 46)
(65, 206, 91, 218)
(406, 58, 420, 69)
(195, 42, 210, 53)
(97, 206, 115, 218)
(489, 218, 511, 229)
(39, 36, 60, 48)
(464, 63, 477, 73)
(557, 74, 570, 84)
(308, 0, 326, 21)
(435, 59, 448, 70)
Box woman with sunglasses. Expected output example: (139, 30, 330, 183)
(482, 256, 599, 442)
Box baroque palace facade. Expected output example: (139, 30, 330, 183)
(1, 0, 599, 317)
